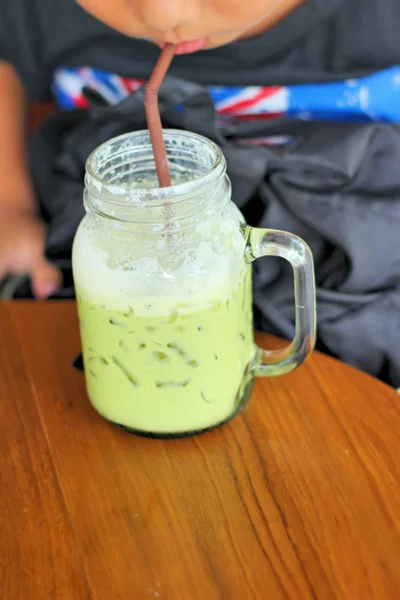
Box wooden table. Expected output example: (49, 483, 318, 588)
(1, 301, 399, 599)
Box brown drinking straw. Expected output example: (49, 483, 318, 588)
(145, 44, 176, 188)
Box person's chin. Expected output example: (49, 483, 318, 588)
(204, 31, 244, 49)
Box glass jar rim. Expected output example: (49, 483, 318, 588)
(85, 129, 226, 208)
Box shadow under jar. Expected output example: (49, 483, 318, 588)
(73, 130, 316, 438)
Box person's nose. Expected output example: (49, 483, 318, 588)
(132, 0, 205, 32)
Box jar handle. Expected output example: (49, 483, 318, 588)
(245, 227, 316, 376)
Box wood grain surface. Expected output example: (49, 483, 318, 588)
(0, 301, 399, 599)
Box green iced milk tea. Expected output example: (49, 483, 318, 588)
(76, 266, 254, 436)
(74, 131, 316, 437)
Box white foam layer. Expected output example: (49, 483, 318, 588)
(73, 216, 246, 316)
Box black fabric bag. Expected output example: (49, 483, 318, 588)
(27, 78, 400, 386)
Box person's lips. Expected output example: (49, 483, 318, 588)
(157, 38, 208, 55)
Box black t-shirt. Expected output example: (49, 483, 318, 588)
(1, 0, 400, 100)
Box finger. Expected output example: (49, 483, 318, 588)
(0, 255, 9, 282)
(31, 258, 62, 299)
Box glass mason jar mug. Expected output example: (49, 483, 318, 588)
(73, 130, 316, 438)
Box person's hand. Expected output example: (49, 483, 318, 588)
(0, 206, 62, 299)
